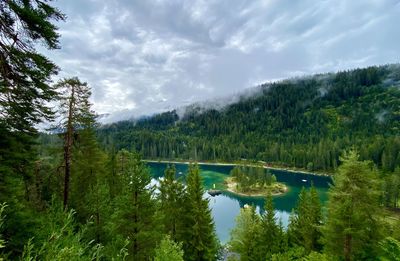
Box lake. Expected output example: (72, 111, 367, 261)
(147, 162, 332, 244)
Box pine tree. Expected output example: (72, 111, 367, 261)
(259, 195, 282, 259)
(229, 205, 261, 261)
(183, 164, 218, 261)
(0, 0, 65, 134)
(322, 150, 383, 260)
(159, 165, 186, 242)
(288, 185, 322, 253)
(0, 1, 64, 254)
(110, 151, 161, 260)
(55, 77, 95, 209)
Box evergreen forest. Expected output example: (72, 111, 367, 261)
(0, 1, 399, 260)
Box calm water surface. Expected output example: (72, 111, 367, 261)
(147, 162, 332, 244)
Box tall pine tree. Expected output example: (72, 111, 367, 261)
(259, 195, 284, 259)
(322, 150, 383, 260)
(0, 1, 64, 254)
(55, 77, 95, 209)
(183, 164, 219, 261)
(110, 150, 161, 260)
(159, 165, 186, 242)
(288, 185, 322, 253)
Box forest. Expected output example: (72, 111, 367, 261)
(1, 1, 400, 260)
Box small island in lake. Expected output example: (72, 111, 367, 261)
(224, 165, 287, 197)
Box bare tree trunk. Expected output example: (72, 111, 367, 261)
(63, 86, 75, 210)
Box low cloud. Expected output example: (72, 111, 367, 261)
(43, 0, 400, 122)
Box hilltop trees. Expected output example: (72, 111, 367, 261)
(322, 150, 383, 260)
(97, 65, 400, 176)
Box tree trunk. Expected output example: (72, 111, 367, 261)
(344, 234, 352, 261)
(63, 86, 75, 210)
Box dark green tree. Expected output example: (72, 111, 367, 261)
(110, 150, 161, 260)
(0, 0, 64, 133)
(159, 165, 186, 242)
(183, 164, 219, 261)
(0, 1, 64, 254)
(259, 195, 282, 259)
(322, 150, 383, 260)
(288, 185, 322, 253)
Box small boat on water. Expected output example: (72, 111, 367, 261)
(302, 179, 307, 182)
(207, 183, 222, 197)
(208, 189, 222, 197)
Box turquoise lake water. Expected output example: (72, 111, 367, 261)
(147, 162, 332, 244)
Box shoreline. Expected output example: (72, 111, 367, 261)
(143, 159, 332, 177)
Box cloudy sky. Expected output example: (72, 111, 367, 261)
(45, 0, 400, 122)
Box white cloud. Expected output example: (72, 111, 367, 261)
(42, 0, 400, 122)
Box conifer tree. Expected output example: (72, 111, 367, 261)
(0, 1, 64, 254)
(183, 164, 218, 261)
(259, 195, 282, 259)
(110, 151, 161, 259)
(322, 150, 383, 260)
(159, 165, 186, 242)
(288, 185, 322, 253)
(0, 0, 64, 134)
(55, 77, 95, 209)
(229, 205, 261, 261)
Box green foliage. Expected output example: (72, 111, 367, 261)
(229, 206, 262, 261)
(183, 164, 219, 261)
(288, 185, 322, 253)
(159, 165, 186, 242)
(259, 195, 285, 259)
(322, 150, 384, 260)
(154, 235, 184, 261)
(0, 203, 6, 260)
(21, 200, 102, 261)
(379, 237, 400, 261)
(0, 0, 65, 133)
(109, 150, 161, 260)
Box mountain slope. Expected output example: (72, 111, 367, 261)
(97, 65, 400, 172)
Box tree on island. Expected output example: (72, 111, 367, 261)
(228, 165, 284, 195)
